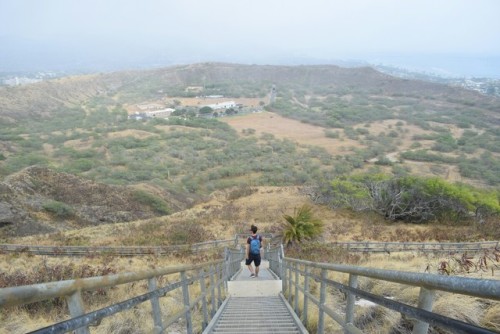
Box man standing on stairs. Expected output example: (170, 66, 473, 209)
(246, 224, 263, 278)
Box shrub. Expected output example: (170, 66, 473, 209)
(355, 128, 370, 135)
(131, 190, 170, 215)
(227, 186, 256, 200)
(432, 134, 458, 152)
(325, 174, 500, 223)
(281, 204, 324, 246)
(42, 200, 74, 218)
(4, 154, 50, 173)
(167, 221, 213, 245)
(374, 156, 393, 166)
(388, 130, 399, 138)
(66, 158, 94, 173)
(324, 129, 340, 138)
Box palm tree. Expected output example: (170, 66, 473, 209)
(281, 204, 323, 247)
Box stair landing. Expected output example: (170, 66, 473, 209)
(228, 260, 281, 297)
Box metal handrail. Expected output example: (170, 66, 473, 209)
(2, 239, 496, 257)
(0, 238, 237, 256)
(0, 247, 245, 334)
(329, 240, 500, 253)
(266, 245, 500, 334)
(3, 238, 499, 333)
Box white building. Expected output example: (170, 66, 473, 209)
(146, 108, 175, 118)
(205, 101, 236, 110)
(137, 103, 164, 111)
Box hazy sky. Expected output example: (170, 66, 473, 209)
(1, 0, 499, 75)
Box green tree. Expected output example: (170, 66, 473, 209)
(198, 106, 213, 115)
(281, 204, 324, 247)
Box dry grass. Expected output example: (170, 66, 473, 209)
(0, 252, 220, 334)
(10, 185, 495, 249)
(283, 250, 500, 333)
(222, 111, 364, 156)
(4, 185, 500, 333)
(481, 303, 500, 331)
(353, 306, 405, 334)
(431, 294, 484, 333)
(0, 312, 54, 334)
(0, 282, 186, 334)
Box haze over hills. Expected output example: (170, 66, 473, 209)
(1, 63, 497, 118)
(2, 0, 499, 79)
(1, 33, 499, 78)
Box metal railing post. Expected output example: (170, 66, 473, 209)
(345, 274, 358, 333)
(318, 268, 327, 334)
(294, 262, 300, 314)
(288, 261, 293, 304)
(224, 247, 230, 290)
(148, 277, 163, 334)
(279, 244, 285, 280)
(413, 287, 436, 334)
(217, 263, 222, 306)
(303, 266, 311, 326)
(282, 258, 288, 297)
(65, 290, 90, 334)
(198, 269, 209, 330)
(209, 265, 216, 317)
(181, 271, 193, 334)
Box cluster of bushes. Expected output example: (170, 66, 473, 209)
(269, 88, 500, 187)
(1, 74, 499, 197)
(400, 150, 457, 164)
(323, 173, 500, 223)
(401, 149, 500, 185)
(0, 104, 343, 194)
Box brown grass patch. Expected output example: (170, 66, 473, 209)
(223, 111, 363, 155)
(481, 303, 500, 332)
(0, 252, 211, 334)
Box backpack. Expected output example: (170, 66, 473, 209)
(249, 235, 261, 255)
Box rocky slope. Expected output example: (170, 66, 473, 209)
(0, 166, 185, 240)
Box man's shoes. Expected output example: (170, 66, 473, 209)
(250, 273, 255, 278)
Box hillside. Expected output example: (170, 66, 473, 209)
(12, 183, 494, 248)
(2, 63, 498, 120)
(0, 63, 499, 241)
(0, 166, 193, 240)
